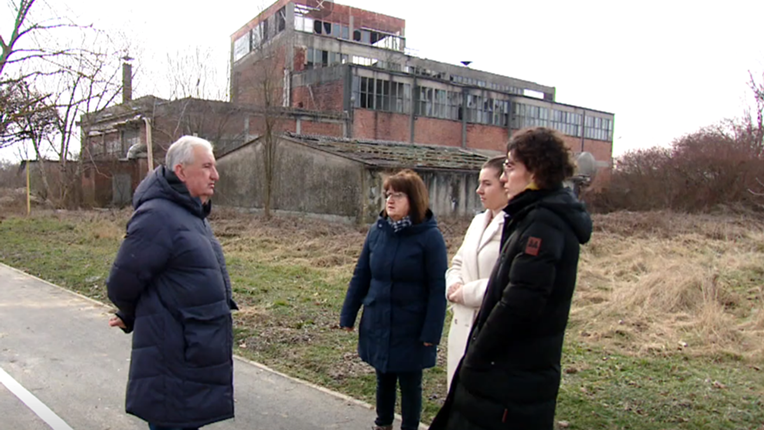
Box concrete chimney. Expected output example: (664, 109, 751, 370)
(122, 58, 133, 103)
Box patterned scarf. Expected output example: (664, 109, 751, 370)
(387, 215, 412, 233)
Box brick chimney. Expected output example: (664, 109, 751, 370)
(122, 57, 133, 103)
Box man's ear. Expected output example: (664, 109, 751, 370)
(174, 163, 185, 181)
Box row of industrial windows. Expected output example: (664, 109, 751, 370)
(351, 77, 510, 127)
(233, 7, 287, 62)
(514, 103, 613, 140)
(299, 47, 542, 101)
(451, 75, 525, 95)
(351, 76, 613, 141)
(294, 12, 404, 51)
(305, 48, 400, 71)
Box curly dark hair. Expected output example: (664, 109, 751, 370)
(506, 127, 576, 189)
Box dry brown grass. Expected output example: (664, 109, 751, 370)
(572, 210, 764, 363)
(211, 207, 763, 363)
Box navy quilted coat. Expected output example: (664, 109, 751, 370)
(106, 166, 236, 428)
(340, 211, 448, 372)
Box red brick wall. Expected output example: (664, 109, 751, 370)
(232, 45, 287, 105)
(353, 109, 410, 141)
(291, 79, 344, 111)
(413, 117, 461, 147)
(292, 0, 405, 33)
(466, 123, 508, 152)
(233, 0, 405, 43)
(300, 119, 343, 136)
(247, 114, 298, 136)
(560, 135, 613, 165)
(294, 46, 307, 71)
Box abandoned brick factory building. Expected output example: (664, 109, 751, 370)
(80, 0, 614, 220)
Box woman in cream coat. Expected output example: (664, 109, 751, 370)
(445, 156, 508, 389)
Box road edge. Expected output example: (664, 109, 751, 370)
(0, 262, 428, 429)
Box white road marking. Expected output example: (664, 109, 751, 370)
(0, 366, 74, 430)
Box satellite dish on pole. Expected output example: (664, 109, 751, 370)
(570, 152, 597, 198)
(576, 152, 597, 178)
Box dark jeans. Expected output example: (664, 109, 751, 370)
(375, 369, 423, 430)
(148, 424, 199, 430)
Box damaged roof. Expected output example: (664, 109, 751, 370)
(283, 133, 493, 172)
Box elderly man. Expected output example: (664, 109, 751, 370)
(107, 136, 237, 430)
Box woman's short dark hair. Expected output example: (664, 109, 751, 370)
(506, 127, 576, 189)
(383, 169, 429, 224)
(482, 155, 505, 179)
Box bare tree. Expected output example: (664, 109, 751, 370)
(746, 70, 764, 150)
(1, 80, 57, 197)
(0, 0, 80, 82)
(235, 30, 288, 219)
(0, 80, 50, 147)
(163, 46, 229, 101)
(45, 33, 125, 205)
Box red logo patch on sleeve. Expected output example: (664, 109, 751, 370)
(525, 237, 542, 256)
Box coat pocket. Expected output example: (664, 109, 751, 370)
(179, 301, 232, 367)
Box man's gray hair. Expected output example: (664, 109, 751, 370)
(165, 136, 214, 170)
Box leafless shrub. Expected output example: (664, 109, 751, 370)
(585, 72, 764, 214)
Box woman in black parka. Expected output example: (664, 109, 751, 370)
(430, 127, 593, 430)
(341, 169, 448, 430)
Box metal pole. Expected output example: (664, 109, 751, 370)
(580, 110, 586, 153)
(26, 161, 30, 216)
(143, 117, 154, 174)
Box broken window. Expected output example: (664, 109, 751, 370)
(276, 7, 286, 32)
(351, 55, 373, 66)
(121, 128, 140, 156)
(306, 48, 314, 68)
(261, 19, 270, 42)
(353, 30, 361, 41)
(353, 77, 410, 113)
(375, 80, 384, 111)
(295, 16, 313, 33)
(434, 89, 448, 118)
(105, 133, 122, 156)
(314, 20, 323, 34)
(233, 33, 250, 62)
(352, 76, 361, 108)
(359, 77, 373, 109)
(251, 24, 262, 49)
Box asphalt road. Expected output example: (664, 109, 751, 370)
(0, 263, 406, 430)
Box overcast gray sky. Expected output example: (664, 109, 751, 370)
(3, 0, 763, 160)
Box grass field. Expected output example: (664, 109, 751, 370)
(0, 207, 762, 429)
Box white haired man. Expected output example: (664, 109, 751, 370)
(107, 136, 237, 430)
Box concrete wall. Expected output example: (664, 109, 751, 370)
(421, 170, 483, 218)
(363, 168, 483, 223)
(215, 138, 365, 220)
(216, 137, 484, 223)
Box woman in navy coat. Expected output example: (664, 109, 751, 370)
(341, 169, 448, 430)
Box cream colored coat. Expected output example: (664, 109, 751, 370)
(445, 209, 505, 389)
